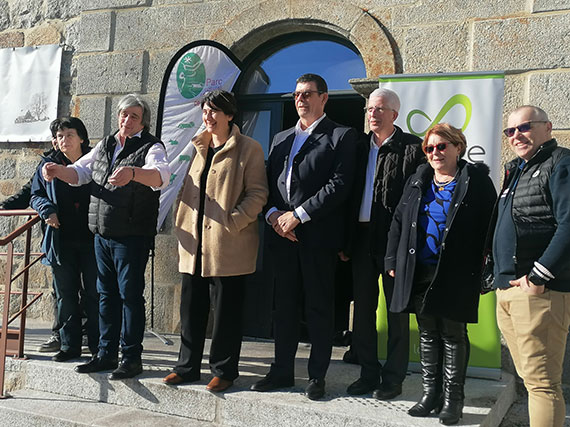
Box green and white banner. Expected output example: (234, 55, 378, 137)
(156, 41, 242, 229)
(377, 72, 505, 377)
(379, 72, 504, 186)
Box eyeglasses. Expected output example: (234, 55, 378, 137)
(423, 142, 450, 154)
(292, 90, 323, 99)
(503, 121, 547, 137)
(365, 106, 394, 114)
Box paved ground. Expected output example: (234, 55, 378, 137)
(1, 321, 517, 426)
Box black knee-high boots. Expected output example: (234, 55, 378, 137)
(439, 326, 469, 425)
(408, 330, 443, 417)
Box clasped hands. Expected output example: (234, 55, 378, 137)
(269, 210, 299, 242)
(107, 166, 135, 187)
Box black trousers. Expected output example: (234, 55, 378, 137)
(270, 240, 337, 381)
(352, 224, 409, 385)
(174, 272, 246, 381)
(334, 259, 353, 333)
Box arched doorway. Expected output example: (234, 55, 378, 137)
(235, 32, 366, 155)
(236, 33, 366, 338)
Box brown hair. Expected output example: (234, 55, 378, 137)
(422, 123, 467, 158)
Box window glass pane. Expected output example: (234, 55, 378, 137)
(244, 40, 366, 94)
(242, 110, 272, 157)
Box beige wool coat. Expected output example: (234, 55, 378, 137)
(175, 124, 268, 277)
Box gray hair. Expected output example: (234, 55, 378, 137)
(117, 93, 151, 131)
(511, 105, 549, 122)
(369, 88, 401, 113)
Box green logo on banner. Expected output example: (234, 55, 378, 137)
(406, 94, 472, 137)
(177, 53, 206, 99)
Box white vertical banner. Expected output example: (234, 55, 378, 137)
(379, 72, 504, 186)
(377, 72, 505, 374)
(0, 44, 62, 142)
(156, 41, 242, 230)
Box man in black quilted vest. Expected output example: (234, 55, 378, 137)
(42, 94, 170, 379)
(342, 88, 425, 399)
(493, 105, 570, 427)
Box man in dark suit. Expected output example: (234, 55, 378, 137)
(343, 88, 424, 399)
(250, 73, 358, 400)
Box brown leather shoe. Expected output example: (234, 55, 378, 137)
(163, 372, 185, 385)
(206, 376, 233, 392)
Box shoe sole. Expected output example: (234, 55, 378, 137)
(38, 347, 61, 353)
(53, 354, 81, 362)
(109, 368, 143, 381)
(306, 392, 325, 400)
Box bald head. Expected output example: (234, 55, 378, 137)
(506, 105, 552, 161)
(509, 105, 549, 122)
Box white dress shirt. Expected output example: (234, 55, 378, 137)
(358, 129, 396, 222)
(70, 131, 171, 191)
(266, 114, 327, 224)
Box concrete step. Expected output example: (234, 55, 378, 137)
(0, 389, 213, 426)
(0, 327, 515, 427)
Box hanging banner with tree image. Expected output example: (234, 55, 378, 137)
(0, 44, 62, 142)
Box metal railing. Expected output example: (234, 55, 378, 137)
(0, 210, 44, 399)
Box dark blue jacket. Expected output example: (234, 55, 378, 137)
(30, 148, 92, 266)
(264, 117, 358, 249)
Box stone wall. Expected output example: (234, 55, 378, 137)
(0, 0, 569, 334)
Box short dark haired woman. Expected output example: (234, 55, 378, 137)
(163, 90, 268, 392)
(31, 116, 99, 362)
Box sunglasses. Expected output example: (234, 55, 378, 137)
(503, 121, 547, 137)
(292, 90, 323, 99)
(423, 142, 449, 154)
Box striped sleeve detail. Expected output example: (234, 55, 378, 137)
(528, 261, 555, 286)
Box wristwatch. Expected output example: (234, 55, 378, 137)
(527, 270, 547, 286)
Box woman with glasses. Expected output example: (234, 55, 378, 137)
(384, 123, 496, 424)
(163, 90, 268, 392)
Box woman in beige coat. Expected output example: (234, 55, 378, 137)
(163, 90, 268, 392)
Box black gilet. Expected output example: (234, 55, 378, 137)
(506, 139, 570, 279)
(88, 131, 164, 238)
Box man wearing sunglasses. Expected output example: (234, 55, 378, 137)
(342, 88, 425, 399)
(251, 73, 358, 400)
(492, 105, 570, 427)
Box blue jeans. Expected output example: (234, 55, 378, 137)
(51, 239, 99, 354)
(94, 234, 151, 362)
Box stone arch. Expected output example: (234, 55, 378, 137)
(209, 0, 396, 78)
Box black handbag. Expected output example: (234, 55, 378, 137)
(480, 252, 495, 294)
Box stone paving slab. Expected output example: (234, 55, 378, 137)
(1, 389, 211, 426)
(0, 323, 515, 427)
